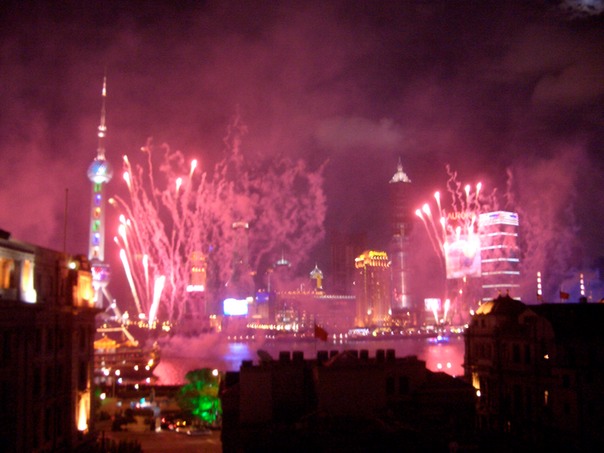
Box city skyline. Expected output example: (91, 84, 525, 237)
(1, 1, 603, 307)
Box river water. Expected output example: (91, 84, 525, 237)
(153, 334, 466, 385)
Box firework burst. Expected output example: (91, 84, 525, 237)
(111, 116, 326, 324)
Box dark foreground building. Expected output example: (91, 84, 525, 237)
(0, 232, 99, 452)
(465, 294, 604, 451)
(220, 348, 476, 451)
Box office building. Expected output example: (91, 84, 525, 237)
(354, 250, 391, 327)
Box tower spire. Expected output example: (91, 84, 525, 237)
(390, 156, 411, 183)
(97, 73, 107, 159)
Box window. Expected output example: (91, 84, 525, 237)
(0, 258, 14, 289)
(78, 361, 88, 391)
(79, 327, 87, 351)
(46, 328, 54, 353)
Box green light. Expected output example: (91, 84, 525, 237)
(178, 368, 222, 424)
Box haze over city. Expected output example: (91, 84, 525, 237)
(1, 0, 603, 308)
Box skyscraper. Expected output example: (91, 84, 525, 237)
(328, 230, 367, 294)
(354, 250, 391, 327)
(478, 211, 521, 301)
(226, 221, 254, 299)
(389, 158, 413, 313)
(87, 77, 113, 308)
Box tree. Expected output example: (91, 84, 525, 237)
(177, 368, 222, 425)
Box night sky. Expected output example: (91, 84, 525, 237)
(1, 0, 603, 304)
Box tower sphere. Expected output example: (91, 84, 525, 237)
(87, 157, 113, 184)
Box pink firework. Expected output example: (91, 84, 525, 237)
(111, 117, 326, 324)
(416, 166, 499, 281)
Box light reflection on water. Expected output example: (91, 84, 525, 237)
(153, 335, 465, 385)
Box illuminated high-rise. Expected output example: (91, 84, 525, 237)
(388, 158, 413, 313)
(354, 250, 391, 327)
(87, 76, 113, 307)
(478, 211, 521, 301)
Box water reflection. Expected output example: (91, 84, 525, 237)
(154, 335, 465, 385)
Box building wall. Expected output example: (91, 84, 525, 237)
(0, 236, 98, 452)
(465, 295, 604, 449)
(222, 348, 476, 451)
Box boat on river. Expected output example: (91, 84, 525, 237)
(94, 321, 160, 385)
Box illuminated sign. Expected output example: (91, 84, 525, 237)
(223, 298, 250, 316)
(424, 298, 442, 312)
(256, 291, 270, 303)
(186, 284, 205, 292)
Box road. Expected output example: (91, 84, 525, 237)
(98, 427, 222, 453)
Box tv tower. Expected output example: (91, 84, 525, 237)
(87, 76, 113, 308)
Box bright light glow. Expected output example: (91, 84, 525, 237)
(77, 392, 90, 432)
(190, 159, 198, 178)
(426, 298, 439, 324)
(120, 249, 143, 315)
(123, 170, 131, 189)
(148, 275, 166, 326)
(223, 298, 249, 316)
(186, 284, 205, 292)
